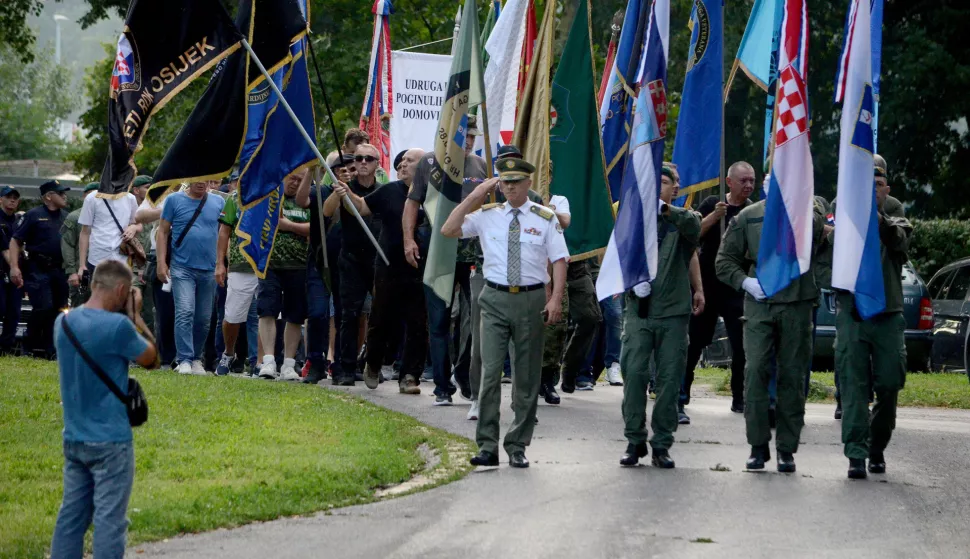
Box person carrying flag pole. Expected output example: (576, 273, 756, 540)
(831, 0, 913, 480)
(715, 0, 827, 474)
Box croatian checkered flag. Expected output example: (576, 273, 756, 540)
(755, 0, 814, 297)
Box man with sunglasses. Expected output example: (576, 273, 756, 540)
(8, 180, 71, 357)
(322, 144, 382, 385)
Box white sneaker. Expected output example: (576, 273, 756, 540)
(191, 360, 209, 376)
(606, 362, 623, 386)
(278, 359, 301, 382)
(467, 400, 480, 421)
(258, 358, 278, 380)
(177, 362, 193, 375)
(381, 365, 398, 381)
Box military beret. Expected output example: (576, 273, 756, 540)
(132, 175, 153, 188)
(661, 165, 675, 180)
(498, 157, 536, 182)
(393, 150, 407, 170)
(83, 182, 99, 193)
(496, 144, 523, 160)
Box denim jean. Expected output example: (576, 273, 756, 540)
(171, 265, 216, 364)
(579, 295, 623, 382)
(425, 283, 456, 398)
(306, 261, 331, 364)
(50, 441, 134, 559)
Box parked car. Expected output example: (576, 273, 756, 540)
(927, 257, 970, 375)
(701, 262, 935, 372)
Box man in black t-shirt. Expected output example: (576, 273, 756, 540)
(340, 148, 428, 393)
(682, 161, 755, 412)
(323, 144, 382, 385)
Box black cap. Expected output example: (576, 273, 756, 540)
(393, 150, 407, 170)
(39, 180, 70, 196)
(496, 144, 523, 160)
(0, 186, 19, 198)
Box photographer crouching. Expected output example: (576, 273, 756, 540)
(49, 260, 158, 559)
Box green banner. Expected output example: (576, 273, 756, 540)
(549, 0, 615, 260)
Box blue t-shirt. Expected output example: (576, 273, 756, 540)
(55, 309, 149, 443)
(161, 192, 225, 271)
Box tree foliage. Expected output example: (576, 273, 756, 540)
(0, 43, 78, 160)
(45, 0, 970, 219)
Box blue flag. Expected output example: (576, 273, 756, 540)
(236, 0, 315, 277)
(598, 0, 650, 203)
(671, 0, 723, 204)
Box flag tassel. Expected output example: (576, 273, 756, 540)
(240, 38, 389, 266)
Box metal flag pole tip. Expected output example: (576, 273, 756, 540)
(240, 38, 390, 266)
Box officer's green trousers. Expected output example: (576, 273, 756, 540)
(835, 304, 906, 460)
(620, 298, 689, 450)
(477, 285, 546, 456)
(743, 299, 813, 453)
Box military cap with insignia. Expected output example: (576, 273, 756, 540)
(874, 153, 888, 178)
(498, 158, 536, 182)
(39, 180, 70, 196)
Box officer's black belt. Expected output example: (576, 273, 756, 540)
(486, 280, 544, 294)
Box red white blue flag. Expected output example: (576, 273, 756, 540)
(756, 0, 814, 297)
(596, 0, 670, 300)
(361, 0, 393, 172)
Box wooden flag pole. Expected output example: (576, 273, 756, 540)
(241, 38, 389, 266)
(478, 101, 496, 203)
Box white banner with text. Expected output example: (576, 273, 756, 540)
(389, 50, 452, 180)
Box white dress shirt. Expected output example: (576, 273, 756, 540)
(548, 194, 571, 218)
(461, 199, 570, 286)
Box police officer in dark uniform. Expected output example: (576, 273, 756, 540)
(8, 180, 71, 357)
(1, 186, 23, 354)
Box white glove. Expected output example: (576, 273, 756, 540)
(762, 175, 771, 196)
(742, 278, 767, 301)
(633, 282, 652, 298)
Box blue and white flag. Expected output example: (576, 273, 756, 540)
(832, 0, 885, 318)
(596, 0, 669, 301)
(756, 0, 814, 297)
(599, 0, 650, 203)
(671, 0, 722, 204)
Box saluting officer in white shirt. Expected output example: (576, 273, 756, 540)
(442, 157, 569, 469)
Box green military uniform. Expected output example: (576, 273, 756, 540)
(621, 205, 700, 451)
(716, 200, 826, 455)
(60, 183, 99, 308)
(834, 183, 912, 463)
(463, 158, 570, 460)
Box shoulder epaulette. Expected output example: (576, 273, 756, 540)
(482, 203, 504, 211)
(530, 205, 554, 221)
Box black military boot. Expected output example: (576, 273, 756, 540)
(848, 458, 867, 479)
(619, 442, 648, 466)
(651, 448, 675, 469)
(868, 451, 886, 474)
(543, 383, 561, 405)
(746, 444, 770, 470)
(777, 451, 796, 473)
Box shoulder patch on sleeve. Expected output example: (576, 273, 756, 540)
(482, 203, 504, 211)
(530, 205, 554, 221)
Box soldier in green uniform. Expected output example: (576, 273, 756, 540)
(61, 183, 99, 308)
(442, 157, 569, 469)
(716, 181, 826, 473)
(619, 166, 701, 469)
(834, 158, 912, 479)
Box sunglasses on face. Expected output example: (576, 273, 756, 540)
(355, 155, 379, 163)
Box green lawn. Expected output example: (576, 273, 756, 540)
(693, 367, 970, 409)
(0, 358, 473, 559)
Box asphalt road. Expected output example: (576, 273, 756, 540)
(134, 381, 970, 559)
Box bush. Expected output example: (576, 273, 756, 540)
(909, 219, 970, 281)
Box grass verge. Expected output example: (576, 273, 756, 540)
(0, 357, 474, 559)
(693, 367, 970, 409)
